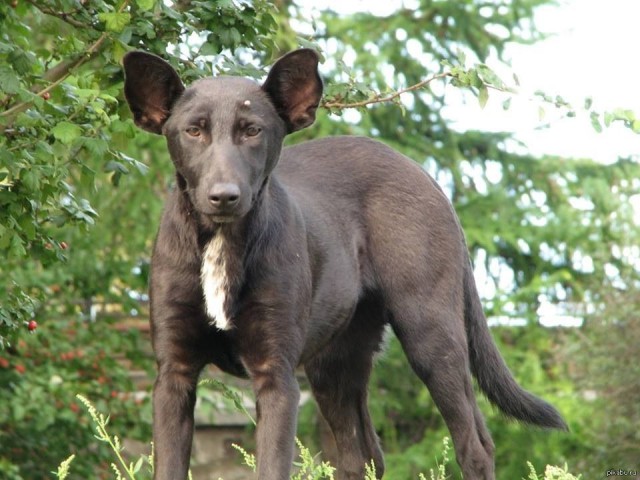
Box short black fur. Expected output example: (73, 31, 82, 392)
(123, 49, 566, 480)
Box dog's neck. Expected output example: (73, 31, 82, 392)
(179, 175, 284, 330)
(200, 232, 237, 330)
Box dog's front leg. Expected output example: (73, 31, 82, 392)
(152, 361, 200, 480)
(250, 365, 300, 479)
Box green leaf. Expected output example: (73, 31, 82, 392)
(590, 112, 602, 133)
(50, 215, 67, 227)
(132, 456, 144, 474)
(52, 121, 82, 144)
(21, 169, 39, 192)
(230, 27, 242, 46)
(98, 12, 132, 32)
(9, 234, 27, 258)
(112, 39, 128, 63)
(478, 85, 489, 109)
(468, 68, 483, 89)
(104, 160, 129, 175)
(18, 215, 36, 240)
(0, 65, 21, 94)
(612, 108, 635, 122)
(476, 64, 505, 90)
(12, 402, 26, 422)
(82, 137, 109, 157)
(9, 50, 34, 76)
(136, 0, 156, 10)
(538, 106, 546, 122)
(604, 111, 613, 127)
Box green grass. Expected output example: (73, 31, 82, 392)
(56, 393, 580, 480)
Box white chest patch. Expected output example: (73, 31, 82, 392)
(201, 235, 231, 330)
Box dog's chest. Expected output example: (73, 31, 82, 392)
(200, 235, 234, 330)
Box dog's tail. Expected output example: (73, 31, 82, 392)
(463, 262, 568, 430)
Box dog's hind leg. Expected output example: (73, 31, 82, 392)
(304, 297, 386, 480)
(388, 291, 495, 480)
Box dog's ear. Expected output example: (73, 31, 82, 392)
(123, 52, 185, 134)
(262, 49, 323, 133)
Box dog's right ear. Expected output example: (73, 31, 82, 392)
(123, 52, 185, 134)
(262, 49, 323, 133)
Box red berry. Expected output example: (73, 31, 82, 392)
(15, 364, 26, 374)
(42, 92, 51, 100)
(27, 320, 37, 332)
(60, 241, 68, 250)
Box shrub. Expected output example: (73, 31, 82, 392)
(0, 316, 151, 479)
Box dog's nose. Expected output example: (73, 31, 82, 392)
(208, 183, 241, 209)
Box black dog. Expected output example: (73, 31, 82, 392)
(123, 49, 566, 480)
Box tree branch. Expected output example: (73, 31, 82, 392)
(0, 1, 130, 131)
(24, 0, 87, 29)
(321, 72, 451, 110)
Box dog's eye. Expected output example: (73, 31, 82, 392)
(245, 125, 262, 137)
(185, 126, 201, 137)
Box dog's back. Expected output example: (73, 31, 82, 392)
(278, 134, 465, 297)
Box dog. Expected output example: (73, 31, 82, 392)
(122, 48, 566, 480)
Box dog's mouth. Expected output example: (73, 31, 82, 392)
(207, 213, 241, 223)
(196, 203, 250, 223)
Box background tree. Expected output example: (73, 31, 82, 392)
(1, 0, 638, 478)
(567, 288, 640, 477)
(293, 3, 640, 477)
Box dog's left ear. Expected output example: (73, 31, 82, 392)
(262, 49, 323, 133)
(123, 52, 185, 134)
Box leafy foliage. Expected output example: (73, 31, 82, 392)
(526, 462, 582, 480)
(0, 0, 280, 347)
(566, 289, 640, 477)
(0, 315, 150, 479)
(1, 0, 639, 478)
(76, 394, 154, 480)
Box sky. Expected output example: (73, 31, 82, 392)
(446, 0, 640, 164)
(307, 0, 640, 164)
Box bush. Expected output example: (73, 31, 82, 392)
(0, 315, 151, 479)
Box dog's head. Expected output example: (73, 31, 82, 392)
(123, 49, 322, 222)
